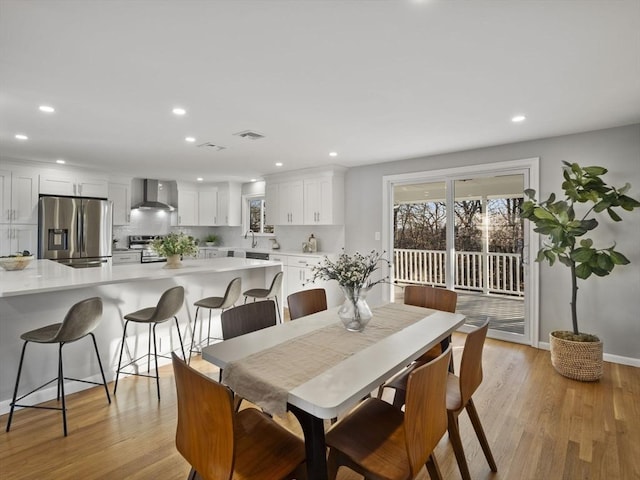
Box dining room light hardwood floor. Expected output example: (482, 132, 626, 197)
(1, 333, 638, 480)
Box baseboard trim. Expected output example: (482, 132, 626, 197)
(538, 341, 640, 367)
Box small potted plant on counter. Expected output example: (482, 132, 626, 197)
(151, 232, 198, 269)
(521, 161, 639, 381)
(204, 234, 219, 247)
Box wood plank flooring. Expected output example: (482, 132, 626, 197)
(1, 334, 638, 480)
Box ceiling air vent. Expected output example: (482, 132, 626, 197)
(233, 130, 265, 140)
(197, 142, 226, 151)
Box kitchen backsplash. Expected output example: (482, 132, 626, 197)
(114, 211, 344, 254)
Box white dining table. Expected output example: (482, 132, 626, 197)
(202, 302, 465, 480)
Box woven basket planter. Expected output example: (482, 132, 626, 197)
(549, 332, 603, 382)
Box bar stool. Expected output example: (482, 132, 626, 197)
(5, 297, 110, 437)
(114, 285, 186, 400)
(243, 271, 284, 323)
(189, 277, 241, 363)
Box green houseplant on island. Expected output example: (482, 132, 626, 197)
(521, 162, 639, 381)
(151, 232, 198, 269)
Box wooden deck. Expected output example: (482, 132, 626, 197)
(394, 286, 525, 335)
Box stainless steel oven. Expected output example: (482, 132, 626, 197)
(128, 235, 167, 263)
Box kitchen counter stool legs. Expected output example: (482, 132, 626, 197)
(189, 277, 241, 363)
(5, 297, 110, 437)
(113, 286, 186, 400)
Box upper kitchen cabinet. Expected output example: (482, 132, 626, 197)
(217, 182, 242, 226)
(108, 179, 132, 225)
(174, 182, 199, 226)
(265, 167, 345, 225)
(0, 167, 39, 225)
(172, 181, 240, 226)
(40, 170, 108, 198)
(198, 187, 218, 225)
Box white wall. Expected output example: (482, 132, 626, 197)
(344, 124, 640, 360)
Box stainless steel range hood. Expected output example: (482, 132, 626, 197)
(131, 179, 175, 211)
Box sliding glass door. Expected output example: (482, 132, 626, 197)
(386, 159, 537, 345)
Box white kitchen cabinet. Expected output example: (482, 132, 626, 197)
(277, 180, 304, 224)
(303, 175, 344, 225)
(0, 168, 38, 256)
(0, 224, 38, 256)
(286, 255, 322, 298)
(264, 167, 345, 226)
(40, 171, 108, 198)
(198, 188, 218, 225)
(108, 181, 131, 225)
(0, 168, 39, 225)
(175, 184, 198, 226)
(217, 182, 242, 226)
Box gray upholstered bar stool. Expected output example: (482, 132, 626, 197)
(5, 297, 110, 437)
(114, 285, 186, 400)
(189, 277, 241, 363)
(243, 271, 284, 323)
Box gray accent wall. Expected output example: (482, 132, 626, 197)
(344, 124, 640, 360)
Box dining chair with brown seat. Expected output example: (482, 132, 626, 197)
(189, 277, 241, 363)
(243, 271, 284, 323)
(171, 352, 306, 480)
(377, 284, 458, 406)
(217, 300, 278, 400)
(287, 288, 328, 320)
(324, 347, 452, 480)
(379, 319, 497, 480)
(403, 284, 458, 363)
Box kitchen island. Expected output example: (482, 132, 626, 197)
(0, 257, 282, 413)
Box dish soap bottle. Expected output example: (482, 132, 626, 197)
(308, 233, 317, 253)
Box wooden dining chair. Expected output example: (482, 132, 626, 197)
(287, 288, 328, 320)
(446, 319, 497, 480)
(171, 353, 306, 480)
(404, 285, 458, 363)
(325, 347, 452, 480)
(219, 301, 278, 406)
(378, 285, 458, 406)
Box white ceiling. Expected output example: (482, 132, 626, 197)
(1, 0, 639, 183)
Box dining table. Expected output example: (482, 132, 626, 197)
(202, 302, 466, 480)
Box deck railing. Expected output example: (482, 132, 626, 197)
(394, 248, 524, 296)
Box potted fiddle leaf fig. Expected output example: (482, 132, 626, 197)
(521, 161, 639, 381)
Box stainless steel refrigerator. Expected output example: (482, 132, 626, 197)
(39, 196, 113, 268)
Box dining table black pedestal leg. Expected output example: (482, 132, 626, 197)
(289, 404, 328, 480)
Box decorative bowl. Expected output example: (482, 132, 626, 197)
(0, 255, 35, 271)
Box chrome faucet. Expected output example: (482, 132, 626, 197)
(244, 230, 257, 248)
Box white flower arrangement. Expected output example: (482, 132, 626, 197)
(310, 250, 390, 290)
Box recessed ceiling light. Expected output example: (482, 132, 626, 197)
(196, 177, 203, 182)
(185, 136, 196, 142)
(56, 159, 66, 164)
(275, 162, 283, 167)
(39, 105, 55, 113)
(511, 115, 526, 123)
(329, 152, 338, 157)
(250, 178, 257, 182)
(15, 134, 28, 140)
(173, 107, 186, 116)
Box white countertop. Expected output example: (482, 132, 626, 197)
(0, 257, 281, 297)
(211, 247, 333, 256)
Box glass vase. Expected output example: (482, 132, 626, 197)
(338, 285, 373, 332)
